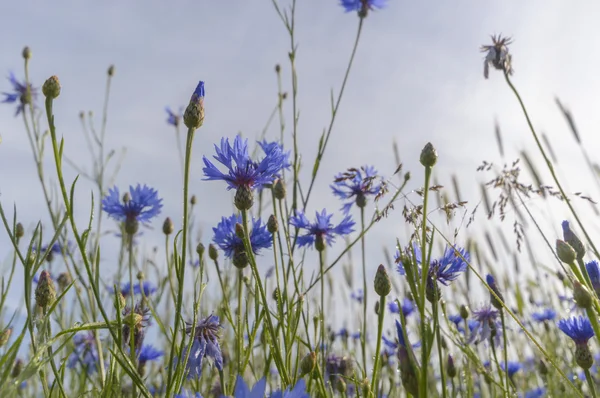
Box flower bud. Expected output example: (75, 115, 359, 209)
(299, 352, 317, 377)
(190, 195, 197, 205)
(562, 221, 585, 260)
(22, 47, 31, 60)
(374, 264, 391, 296)
(460, 304, 470, 319)
(335, 378, 347, 393)
(42, 75, 61, 99)
(275, 64, 281, 73)
(136, 271, 145, 281)
(35, 270, 56, 309)
(573, 281, 593, 309)
(208, 244, 218, 261)
(273, 179, 286, 200)
(267, 214, 278, 233)
(486, 274, 504, 310)
(232, 247, 248, 269)
(556, 239, 576, 264)
(183, 81, 205, 129)
(420, 142, 438, 168)
(15, 223, 24, 239)
(234, 185, 254, 210)
(57, 272, 71, 291)
(575, 343, 594, 369)
(0, 328, 12, 347)
(107, 65, 115, 76)
(162, 217, 174, 235)
(538, 359, 548, 376)
(196, 243, 205, 257)
(447, 354, 457, 378)
(12, 359, 22, 378)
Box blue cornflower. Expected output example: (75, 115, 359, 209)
(382, 320, 410, 350)
(523, 387, 546, 398)
(289, 209, 355, 250)
(112, 281, 157, 298)
(2, 72, 37, 116)
(351, 289, 364, 304)
(102, 184, 162, 228)
(67, 331, 100, 373)
(174, 391, 203, 398)
(331, 165, 381, 214)
(212, 213, 272, 268)
(182, 314, 223, 379)
(395, 242, 421, 275)
(203, 135, 287, 191)
(501, 361, 523, 378)
(468, 304, 501, 344)
(388, 298, 415, 317)
(257, 139, 292, 174)
(165, 106, 182, 127)
(557, 316, 595, 345)
(340, 0, 386, 13)
(138, 345, 163, 365)
(448, 314, 462, 326)
(586, 260, 600, 294)
(431, 246, 469, 285)
(337, 328, 349, 340)
(232, 375, 266, 398)
(531, 308, 556, 323)
(271, 379, 309, 398)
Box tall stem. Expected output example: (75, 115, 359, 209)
(370, 295, 386, 396)
(360, 208, 367, 377)
(418, 165, 432, 398)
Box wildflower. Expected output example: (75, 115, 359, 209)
(232, 375, 266, 398)
(531, 308, 556, 323)
(420, 142, 438, 168)
(42, 75, 61, 99)
(562, 220, 585, 259)
(374, 264, 392, 296)
(183, 81, 205, 129)
(138, 345, 163, 364)
(586, 260, 600, 296)
(122, 302, 151, 352)
(558, 315, 595, 369)
(325, 354, 355, 385)
(524, 387, 546, 398)
(203, 136, 287, 210)
(351, 289, 364, 304)
(556, 239, 576, 264)
(340, 0, 386, 15)
(36, 241, 69, 262)
(481, 34, 513, 79)
(257, 139, 291, 175)
(2, 72, 37, 116)
(68, 332, 100, 373)
(212, 213, 272, 268)
(289, 209, 355, 251)
(112, 281, 157, 298)
(0, 328, 12, 347)
(182, 314, 223, 379)
(388, 298, 415, 317)
(384, 320, 418, 396)
(395, 243, 421, 275)
(102, 185, 162, 234)
(500, 361, 523, 379)
(165, 106, 182, 127)
(331, 166, 381, 214)
(271, 379, 309, 398)
(299, 352, 317, 377)
(468, 304, 501, 344)
(174, 391, 203, 398)
(486, 274, 504, 310)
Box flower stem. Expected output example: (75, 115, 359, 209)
(585, 368, 597, 398)
(419, 165, 432, 398)
(500, 310, 509, 396)
(360, 207, 368, 378)
(433, 300, 447, 398)
(370, 294, 386, 396)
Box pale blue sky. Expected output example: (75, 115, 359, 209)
(2, 1, 600, 326)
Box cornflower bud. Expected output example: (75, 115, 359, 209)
(573, 281, 593, 309)
(15, 223, 24, 239)
(0, 328, 12, 347)
(460, 304, 470, 319)
(35, 270, 56, 309)
(22, 47, 31, 60)
(267, 214, 278, 234)
(183, 81, 205, 129)
(107, 65, 115, 76)
(162, 217, 174, 235)
(420, 142, 438, 168)
(12, 359, 23, 378)
(299, 352, 317, 377)
(562, 221, 585, 260)
(190, 195, 197, 205)
(273, 179, 286, 200)
(196, 243, 205, 257)
(374, 264, 391, 296)
(486, 274, 504, 310)
(208, 244, 218, 261)
(42, 76, 61, 99)
(556, 239, 576, 264)
(447, 354, 457, 378)
(57, 272, 71, 291)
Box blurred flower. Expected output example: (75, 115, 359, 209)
(340, 0, 386, 13)
(331, 165, 381, 214)
(350, 289, 364, 304)
(137, 345, 163, 365)
(212, 213, 272, 259)
(102, 185, 163, 224)
(165, 106, 182, 127)
(524, 387, 546, 398)
(500, 361, 523, 378)
(395, 243, 421, 275)
(382, 320, 419, 351)
(388, 298, 415, 317)
(257, 139, 291, 176)
(68, 332, 100, 373)
(232, 375, 266, 398)
(481, 34, 513, 79)
(558, 316, 594, 345)
(2, 72, 37, 116)
(174, 391, 203, 398)
(271, 379, 309, 398)
(203, 136, 287, 191)
(112, 281, 157, 298)
(531, 308, 557, 323)
(122, 302, 151, 352)
(468, 304, 501, 344)
(289, 209, 354, 250)
(586, 260, 600, 295)
(431, 246, 469, 286)
(183, 314, 223, 379)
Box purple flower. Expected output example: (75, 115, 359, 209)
(388, 298, 415, 317)
(203, 136, 287, 191)
(558, 316, 595, 345)
(212, 213, 272, 260)
(396, 243, 468, 287)
(468, 304, 501, 344)
(257, 139, 291, 175)
(350, 289, 364, 304)
(271, 379, 309, 398)
(67, 332, 100, 374)
(112, 281, 157, 297)
(340, 0, 386, 13)
(531, 308, 556, 323)
(289, 209, 354, 250)
(232, 375, 266, 398)
(2, 72, 37, 116)
(102, 184, 163, 224)
(586, 260, 600, 293)
(138, 345, 164, 365)
(501, 361, 522, 378)
(165, 106, 182, 127)
(331, 165, 381, 214)
(182, 314, 223, 379)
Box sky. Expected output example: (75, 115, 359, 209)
(2, 1, 600, 329)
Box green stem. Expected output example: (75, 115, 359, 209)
(585, 369, 597, 398)
(360, 207, 368, 378)
(128, 237, 136, 397)
(433, 301, 447, 398)
(166, 125, 196, 394)
(419, 165, 432, 398)
(500, 310, 509, 396)
(237, 269, 243, 376)
(319, 248, 326, 377)
(370, 295, 386, 396)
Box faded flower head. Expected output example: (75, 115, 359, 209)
(468, 304, 501, 344)
(289, 209, 355, 251)
(102, 185, 163, 232)
(122, 302, 151, 352)
(2, 72, 37, 116)
(182, 314, 223, 379)
(331, 165, 381, 214)
(340, 0, 386, 15)
(165, 106, 183, 127)
(212, 213, 272, 268)
(481, 34, 513, 79)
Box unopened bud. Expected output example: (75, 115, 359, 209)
(335, 378, 347, 393)
(538, 359, 548, 376)
(374, 265, 391, 296)
(190, 195, 197, 205)
(42, 76, 61, 99)
(15, 223, 24, 239)
(183, 81, 205, 129)
(419, 142, 438, 168)
(447, 354, 457, 378)
(460, 305, 470, 319)
(57, 272, 71, 291)
(12, 359, 22, 378)
(0, 328, 12, 347)
(136, 271, 145, 281)
(22, 47, 31, 60)
(234, 185, 254, 210)
(162, 217, 174, 235)
(300, 352, 317, 376)
(196, 243, 205, 257)
(573, 281, 593, 309)
(273, 179, 286, 200)
(107, 65, 115, 76)
(556, 239, 576, 264)
(208, 244, 218, 261)
(267, 214, 278, 233)
(486, 274, 504, 310)
(562, 221, 585, 260)
(122, 192, 131, 203)
(35, 270, 56, 309)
